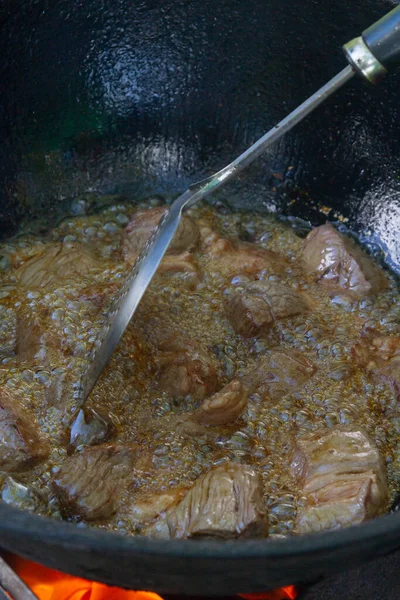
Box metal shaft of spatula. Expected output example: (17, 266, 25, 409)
(81, 5, 400, 401)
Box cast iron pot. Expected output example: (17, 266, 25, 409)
(1, 0, 400, 594)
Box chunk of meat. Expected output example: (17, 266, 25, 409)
(246, 348, 317, 402)
(15, 243, 103, 290)
(161, 463, 268, 539)
(52, 446, 135, 520)
(224, 280, 312, 338)
(301, 224, 386, 298)
(291, 426, 388, 534)
(194, 348, 316, 426)
(156, 252, 201, 290)
(122, 207, 200, 262)
(16, 313, 61, 365)
(200, 225, 237, 257)
(195, 379, 247, 425)
(0, 388, 47, 472)
(155, 338, 219, 401)
(353, 335, 400, 395)
(0, 307, 17, 357)
(128, 489, 186, 525)
(200, 225, 288, 278)
(216, 244, 287, 278)
(371, 337, 400, 359)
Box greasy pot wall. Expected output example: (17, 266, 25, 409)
(0, 0, 399, 265)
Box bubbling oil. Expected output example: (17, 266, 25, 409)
(0, 198, 399, 538)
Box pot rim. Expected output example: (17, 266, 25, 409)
(1, 501, 400, 559)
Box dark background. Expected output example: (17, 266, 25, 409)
(0, 0, 399, 266)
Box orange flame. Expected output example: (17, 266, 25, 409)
(240, 586, 298, 600)
(10, 555, 298, 600)
(10, 556, 164, 600)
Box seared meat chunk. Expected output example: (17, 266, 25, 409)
(224, 280, 312, 338)
(194, 348, 316, 426)
(353, 335, 400, 395)
(301, 224, 386, 298)
(15, 243, 102, 290)
(370, 337, 400, 359)
(291, 426, 388, 534)
(0, 389, 47, 472)
(200, 225, 287, 278)
(246, 348, 316, 403)
(156, 252, 201, 290)
(163, 463, 267, 539)
(129, 489, 186, 525)
(122, 207, 200, 262)
(156, 338, 219, 401)
(53, 446, 135, 520)
(215, 244, 287, 279)
(195, 379, 247, 425)
(0, 307, 17, 357)
(17, 313, 61, 365)
(17, 310, 75, 409)
(199, 225, 234, 256)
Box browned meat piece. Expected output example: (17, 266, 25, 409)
(199, 225, 236, 257)
(224, 280, 312, 338)
(200, 224, 287, 278)
(371, 337, 400, 359)
(129, 489, 186, 525)
(16, 312, 62, 365)
(15, 243, 103, 290)
(215, 244, 287, 278)
(291, 426, 388, 534)
(163, 463, 268, 539)
(155, 338, 219, 401)
(194, 379, 247, 426)
(193, 348, 316, 426)
(122, 207, 200, 262)
(69, 408, 114, 449)
(18, 309, 74, 410)
(53, 446, 135, 520)
(0, 307, 17, 357)
(301, 224, 386, 298)
(246, 348, 317, 402)
(0, 388, 47, 472)
(353, 335, 400, 395)
(156, 252, 201, 290)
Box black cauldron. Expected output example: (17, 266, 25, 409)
(1, 0, 400, 594)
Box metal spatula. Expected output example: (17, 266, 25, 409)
(81, 5, 400, 401)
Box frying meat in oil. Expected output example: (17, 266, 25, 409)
(223, 280, 313, 338)
(0, 388, 48, 472)
(291, 426, 388, 533)
(0, 200, 398, 540)
(53, 445, 137, 520)
(146, 463, 268, 539)
(301, 224, 387, 298)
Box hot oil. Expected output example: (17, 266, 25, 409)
(0, 199, 399, 537)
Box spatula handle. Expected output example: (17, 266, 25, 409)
(363, 5, 400, 69)
(343, 5, 400, 84)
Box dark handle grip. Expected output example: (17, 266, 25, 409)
(363, 4, 400, 68)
